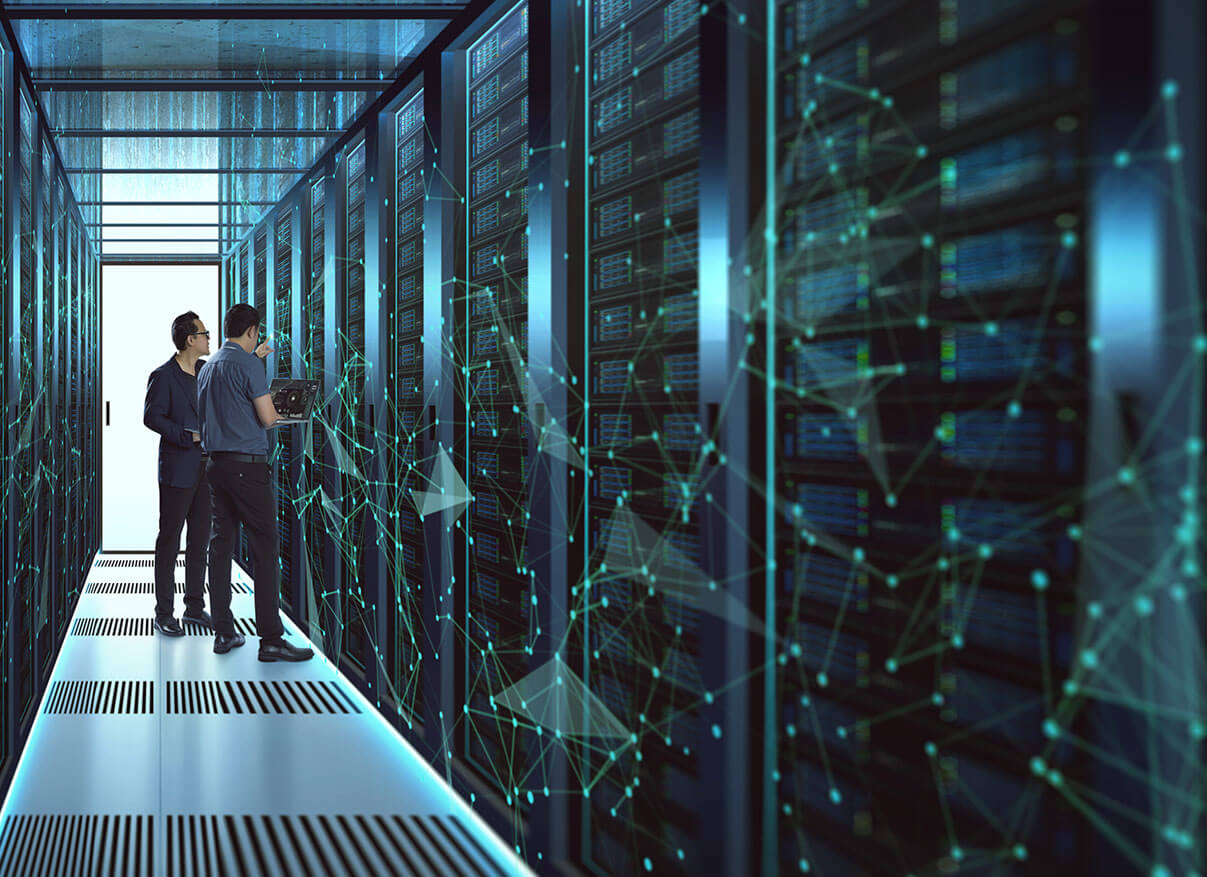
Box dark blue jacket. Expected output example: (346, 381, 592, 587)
(144, 356, 207, 488)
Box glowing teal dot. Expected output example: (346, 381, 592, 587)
(916, 314, 929, 328)
(1118, 467, 1135, 485)
(951, 633, 963, 649)
(816, 672, 828, 687)
(886, 658, 898, 673)
(1080, 650, 1098, 669)
(886, 493, 897, 507)
(1031, 569, 1049, 590)
(916, 145, 928, 158)
(1030, 756, 1046, 775)
(1043, 718, 1059, 738)
(886, 574, 899, 588)
(931, 692, 944, 706)
(643, 858, 653, 872)
(1167, 143, 1183, 162)
(799, 859, 811, 872)
(1061, 230, 1078, 249)
(711, 724, 722, 739)
(1134, 595, 1153, 615)
(1114, 150, 1131, 167)
(829, 787, 842, 804)
(1013, 844, 1028, 860)
(1063, 679, 1078, 696)
(1087, 601, 1102, 619)
(1067, 524, 1083, 541)
(1008, 400, 1022, 417)
(1190, 721, 1205, 740)
(920, 233, 934, 248)
(978, 543, 992, 559)
(951, 847, 963, 862)
(1162, 80, 1179, 99)
(924, 741, 937, 756)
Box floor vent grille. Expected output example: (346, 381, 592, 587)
(165, 814, 503, 877)
(0, 814, 153, 876)
(44, 681, 154, 714)
(84, 582, 252, 595)
(165, 680, 362, 715)
(183, 618, 255, 636)
(68, 617, 254, 637)
(71, 617, 153, 636)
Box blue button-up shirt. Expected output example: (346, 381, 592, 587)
(198, 341, 271, 455)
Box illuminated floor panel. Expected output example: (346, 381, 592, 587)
(0, 553, 530, 876)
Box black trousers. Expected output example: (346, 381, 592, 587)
(154, 464, 210, 620)
(206, 456, 285, 640)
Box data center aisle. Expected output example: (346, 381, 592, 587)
(0, 553, 529, 876)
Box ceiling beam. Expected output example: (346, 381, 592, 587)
(78, 200, 276, 205)
(67, 167, 302, 174)
(103, 255, 222, 265)
(2, 4, 464, 20)
(55, 128, 337, 138)
(34, 77, 389, 92)
(89, 222, 253, 227)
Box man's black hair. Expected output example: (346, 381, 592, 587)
(171, 311, 201, 351)
(224, 303, 261, 340)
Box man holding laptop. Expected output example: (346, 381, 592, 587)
(198, 303, 313, 662)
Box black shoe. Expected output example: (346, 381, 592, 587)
(213, 632, 246, 654)
(182, 610, 213, 629)
(258, 638, 314, 662)
(154, 616, 184, 637)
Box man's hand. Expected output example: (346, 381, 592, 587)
(255, 339, 274, 359)
(191, 431, 201, 443)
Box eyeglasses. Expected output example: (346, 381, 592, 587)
(190, 331, 211, 338)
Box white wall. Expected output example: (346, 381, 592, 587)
(101, 265, 219, 550)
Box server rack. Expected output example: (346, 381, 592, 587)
(67, 211, 81, 609)
(580, 1, 716, 872)
(768, 0, 1090, 871)
(460, 0, 535, 794)
(0, 42, 100, 799)
(301, 172, 334, 644)
(12, 91, 38, 738)
(0, 49, 8, 781)
(253, 225, 268, 319)
(35, 137, 53, 680)
(335, 136, 372, 679)
(235, 238, 255, 576)
(52, 173, 71, 646)
(273, 204, 299, 615)
(388, 86, 427, 729)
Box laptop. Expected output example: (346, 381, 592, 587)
(268, 378, 322, 425)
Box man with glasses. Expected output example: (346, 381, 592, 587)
(144, 311, 214, 636)
(198, 303, 313, 661)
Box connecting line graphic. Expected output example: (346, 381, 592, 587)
(177, 12, 1207, 869)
